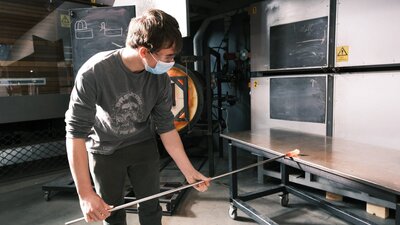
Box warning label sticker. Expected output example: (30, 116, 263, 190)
(60, 14, 71, 28)
(336, 46, 349, 62)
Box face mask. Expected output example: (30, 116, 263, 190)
(144, 53, 174, 74)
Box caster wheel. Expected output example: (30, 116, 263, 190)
(280, 193, 289, 207)
(229, 205, 237, 220)
(44, 191, 50, 201)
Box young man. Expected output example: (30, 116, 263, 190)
(65, 9, 210, 225)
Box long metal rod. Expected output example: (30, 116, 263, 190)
(65, 149, 300, 225)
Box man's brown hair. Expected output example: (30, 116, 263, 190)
(126, 9, 182, 53)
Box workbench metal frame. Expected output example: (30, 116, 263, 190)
(226, 140, 400, 225)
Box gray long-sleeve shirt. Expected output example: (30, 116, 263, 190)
(65, 49, 175, 154)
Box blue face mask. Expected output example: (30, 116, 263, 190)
(144, 53, 174, 74)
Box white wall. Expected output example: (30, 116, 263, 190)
(333, 72, 400, 150)
(335, 0, 400, 67)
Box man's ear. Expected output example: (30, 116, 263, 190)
(138, 47, 148, 58)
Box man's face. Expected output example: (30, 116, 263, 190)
(147, 46, 176, 67)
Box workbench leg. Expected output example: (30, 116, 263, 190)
(257, 155, 265, 184)
(279, 163, 290, 207)
(280, 163, 289, 185)
(396, 201, 400, 225)
(228, 142, 238, 199)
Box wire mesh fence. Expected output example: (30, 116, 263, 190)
(0, 119, 68, 182)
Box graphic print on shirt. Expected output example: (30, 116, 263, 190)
(113, 92, 145, 135)
(95, 92, 145, 136)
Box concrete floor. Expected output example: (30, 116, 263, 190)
(0, 151, 388, 225)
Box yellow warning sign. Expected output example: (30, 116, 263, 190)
(336, 46, 349, 62)
(60, 14, 71, 28)
(252, 6, 257, 15)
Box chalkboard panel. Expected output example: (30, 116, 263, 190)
(270, 17, 328, 69)
(270, 76, 326, 123)
(70, 6, 135, 76)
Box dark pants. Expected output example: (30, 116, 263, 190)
(88, 139, 162, 225)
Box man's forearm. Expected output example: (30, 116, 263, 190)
(159, 130, 196, 175)
(160, 129, 210, 191)
(66, 138, 94, 197)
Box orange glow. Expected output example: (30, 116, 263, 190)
(168, 67, 199, 131)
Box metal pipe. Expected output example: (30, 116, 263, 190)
(65, 149, 300, 225)
(193, 10, 238, 72)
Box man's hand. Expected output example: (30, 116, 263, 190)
(159, 130, 211, 192)
(185, 169, 211, 192)
(79, 192, 112, 222)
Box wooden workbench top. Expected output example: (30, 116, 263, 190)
(221, 128, 400, 195)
